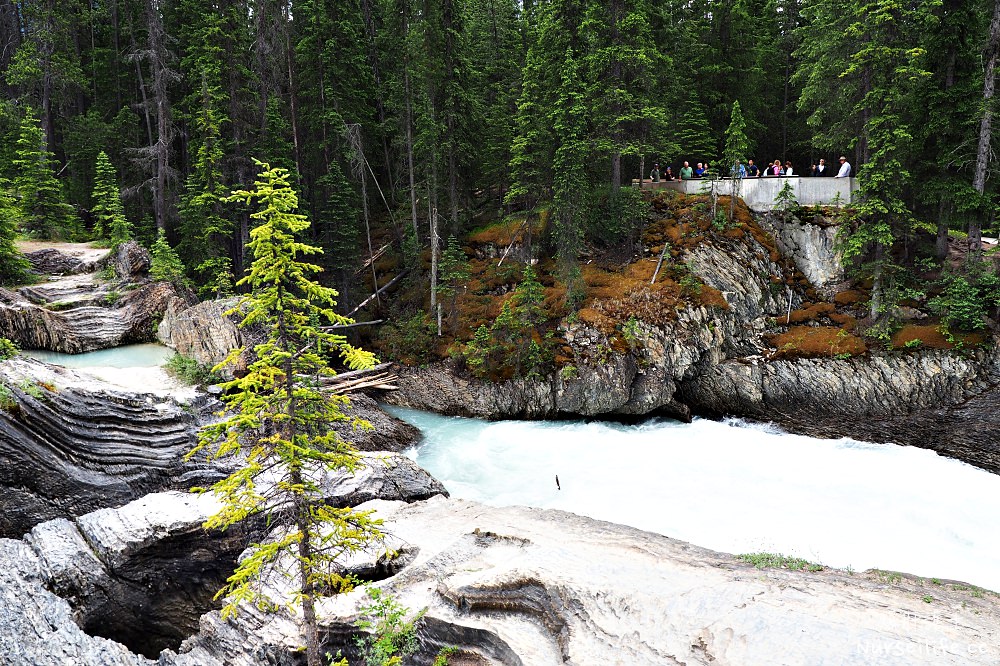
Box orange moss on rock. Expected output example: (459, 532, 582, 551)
(768, 326, 867, 358)
(891, 324, 986, 350)
(834, 290, 866, 306)
(828, 312, 857, 330)
(786, 301, 836, 324)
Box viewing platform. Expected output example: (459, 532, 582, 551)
(635, 176, 859, 212)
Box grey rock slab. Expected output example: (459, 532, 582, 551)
(0, 538, 153, 666)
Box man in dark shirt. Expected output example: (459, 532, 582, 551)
(812, 158, 830, 176)
(746, 159, 759, 178)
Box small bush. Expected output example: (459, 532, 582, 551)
(165, 353, 218, 385)
(928, 274, 985, 332)
(0, 337, 18, 360)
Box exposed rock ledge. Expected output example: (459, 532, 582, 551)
(0, 241, 192, 353)
(1, 457, 446, 664)
(166, 497, 999, 665)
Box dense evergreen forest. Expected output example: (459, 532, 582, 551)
(2, 0, 1000, 337)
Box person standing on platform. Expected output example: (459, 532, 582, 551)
(680, 161, 693, 180)
(835, 156, 852, 178)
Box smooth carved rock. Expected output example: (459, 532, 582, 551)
(1, 454, 447, 663)
(0, 358, 218, 537)
(165, 497, 1000, 666)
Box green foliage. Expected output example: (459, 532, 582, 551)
(738, 552, 824, 572)
(0, 338, 19, 360)
(928, 273, 987, 332)
(621, 316, 642, 347)
(12, 109, 77, 239)
(773, 181, 798, 213)
(462, 265, 554, 380)
(0, 187, 31, 285)
(165, 353, 218, 385)
(584, 186, 648, 247)
(375, 312, 438, 365)
(149, 229, 189, 285)
(189, 162, 382, 666)
(723, 100, 749, 221)
(91, 151, 131, 245)
(354, 587, 424, 666)
(436, 236, 471, 334)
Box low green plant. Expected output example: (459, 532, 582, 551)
(871, 569, 902, 584)
(0, 382, 15, 410)
(18, 379, 43, 398)
(353, 587, 424, 666)
(621, 315, 642, 347)
(165, 353, 218, 385)
(559, 364, 578, 381)
(922, 595, 934, 603)
(737, 552, 822, 571)
(903, 338, 923, 349)
(0, 337, 18, 360)
(103, 290, 121, 305)
(928, 273, 986, 332)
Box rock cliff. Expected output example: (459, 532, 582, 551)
(1, 457, 447, 664)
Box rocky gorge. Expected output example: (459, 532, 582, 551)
(2, 218, 1000, 666)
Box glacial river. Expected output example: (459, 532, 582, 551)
(389, 406, 1000, 591)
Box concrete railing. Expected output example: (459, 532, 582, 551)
(636, 176, 859, 212)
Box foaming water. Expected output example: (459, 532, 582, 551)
(390, 406, 1000, 590)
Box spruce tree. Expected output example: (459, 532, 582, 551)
(722, 100, 750, 221)
(92, 151, 132, 245)
(12, 109, 77, 239)
(435, 235, 470, 334)
(0, 185, 31, 285)
(149, 229, 188, 284)
(190, 161, 381, 666)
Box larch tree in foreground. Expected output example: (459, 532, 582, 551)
(189, 160, 382, 666)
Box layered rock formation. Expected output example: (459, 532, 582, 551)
(757, 210, 844, 294)
(0, 242, 191, 353)
(386, 228, 796, 421)
(156, 297, 254, 378)
(1, 457, 447, 665)
(0, 357, 214, 536)
(163, 497, 1000, 666)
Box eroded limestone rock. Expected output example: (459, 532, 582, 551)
(167, 497, 1000, 666)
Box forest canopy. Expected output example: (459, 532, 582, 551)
(1, 0, 998, 312)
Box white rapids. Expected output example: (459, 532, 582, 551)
(391, 406, 1000, 591)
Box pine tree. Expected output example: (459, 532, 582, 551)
(722, 100, 749, 221)
(551, 47, 589, 306)
(91, 151, 132, 245)
(0, 185, 31, 285)
(149, 228, 188, 284)
(190, 161, 381, 666)
(12, 108, 77, 239)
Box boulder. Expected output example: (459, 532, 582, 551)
(334, 393, 422, 452)
(758, 211, 844, 295)
(167, 497, 1000, 666)
(157, 297, 257, 378)
(111, 240, 152, 280)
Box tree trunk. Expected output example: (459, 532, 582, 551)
(936, 197, 950, 260)
(971, 0, 1000, 257)
(430, 207, 439, 334)
(402, 7, 419, 243)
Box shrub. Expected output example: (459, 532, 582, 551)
(928, 274, 985, 332)
(164, 353, 218, 385)
(0, 337, 18, 360)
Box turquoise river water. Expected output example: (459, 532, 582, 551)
(390, 406, 1000, 591)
